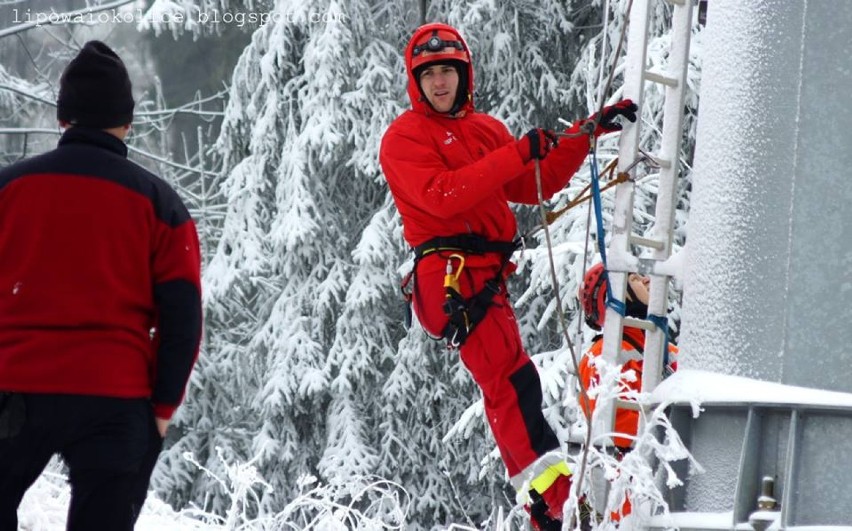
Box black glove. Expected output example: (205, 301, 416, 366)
(595, 98, 638, 133)
(517, 128, 559, 162)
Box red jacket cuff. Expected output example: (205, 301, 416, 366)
(152, 402, 178, 420)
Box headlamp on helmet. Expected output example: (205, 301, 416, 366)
(413, 34, 464, 56)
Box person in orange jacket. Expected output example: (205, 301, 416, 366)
(379, 22, 637, 529)
(577, 263, 678, 520)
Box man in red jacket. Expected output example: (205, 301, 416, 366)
(380, 23, 636, 529)
(0, 41, 202, 530)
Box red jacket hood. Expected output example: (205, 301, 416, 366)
(404, 23, 475, 116)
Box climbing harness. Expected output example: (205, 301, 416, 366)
(397, 146, 651, 350)
(402, 234, 521, 349)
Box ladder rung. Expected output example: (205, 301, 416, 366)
(645, 70, 678, 87)
(629, 235, 666, 250)
(664, 0, 685, 5)
(623, 317, 656, 331)
(638, 148, 672, 169)
(648, 154, 672, 169)
(614, 399, 645, 412)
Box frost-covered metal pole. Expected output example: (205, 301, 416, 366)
(642, 0, 694, 394)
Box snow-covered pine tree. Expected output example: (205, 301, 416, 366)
(0, 29, 72, 163)
(168, 0, 418, 519)
(0, 63, 50, 164)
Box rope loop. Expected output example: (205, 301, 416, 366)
(588, 144, 627, 317)
(647, 313, 671, 368)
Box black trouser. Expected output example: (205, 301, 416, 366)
(0, 393, 163, 531)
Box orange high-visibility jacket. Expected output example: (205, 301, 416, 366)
(578, 326, 678, 449)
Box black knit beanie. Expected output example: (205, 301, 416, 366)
(56, 41, 134, 128)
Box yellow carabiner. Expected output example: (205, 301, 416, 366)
(443, 253, 465, 294)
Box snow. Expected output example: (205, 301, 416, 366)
(19, 463, 210, 530)
(645, 510, 732, 530)
(137, 0, 194, 36)
(652, 369, 852, 410)
(645, 510, 852, 531)
(19, 458, 412, 530)
(652, 243, 686, 288)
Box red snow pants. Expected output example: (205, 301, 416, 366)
(413, 264, 560, 480)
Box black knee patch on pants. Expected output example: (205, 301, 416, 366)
(509, 360, 560, 456)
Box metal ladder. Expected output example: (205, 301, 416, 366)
(593, 0, 695, 444)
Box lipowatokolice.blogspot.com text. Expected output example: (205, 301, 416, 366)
(10, 7, 348, 29)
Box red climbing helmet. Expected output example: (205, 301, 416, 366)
(409, 25, 470, 73)
(580, 263, 608, 331)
